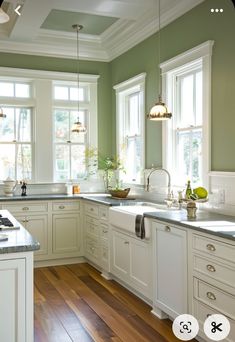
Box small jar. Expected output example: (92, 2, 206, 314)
(186, 201, 197, 218)
(72, 184, 80, 194)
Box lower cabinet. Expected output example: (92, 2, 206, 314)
(111, 229, 152, 300)
(0, 253, 33, 342)
(152, 221, 187, 318)
(52, 213, 81, 257)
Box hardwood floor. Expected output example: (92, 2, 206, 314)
(34, 263, 191, 342)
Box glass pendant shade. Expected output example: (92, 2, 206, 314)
(0, 8, 9, 23)
(71, 118, 87, 133)
(147, 95, 172, 120)
(0, 107, 6, 118)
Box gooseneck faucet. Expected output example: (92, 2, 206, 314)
(146, 167, 171, 199)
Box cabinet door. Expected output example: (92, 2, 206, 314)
(52, 213, 81, 257)
(129, 237, 152, 299)
(0, 258, 26, 342)
(26, 215, 48, 259)
(153, 222, 187, 318)
(111, 230, 130, 282)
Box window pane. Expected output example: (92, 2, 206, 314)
(70, 110, 86, 143)
(192, 130, 202, 185)
(177, 131, 191, 181)
(16, 144, 32, 180)
(0, 107, 15, 142)
(196, 71, 202, 125)
(179, 74, 194, 127)
(16, 108, 31, 142)
(128, 93, 140, 135)
(55, 145, 69, 181)
(54, 86, 69, 100)
(0, 82, 14, 97)
(70, 87, 84, 101)
(125, 136, 141, 182)
(15, 83, 30, 98)
(0, 144, 15, 179)
(54, 110, 69, 142)
(71, 145, 86, 179)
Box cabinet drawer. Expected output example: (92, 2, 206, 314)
(52, 201, 80, 212)
(2, 202, 48, 213)
(194, 278, 235, 319)
(85, 237, 99, 259)
(193, 299, 235, 342)
(85, 216, 99, 237)
(85, 203, 99, 217)
(193, 254, 235, 289)
(100, 223, 109, 240)
(193, 234, 235, 263)
(99, 206, 109, 221)
(101, 244, 109, 263)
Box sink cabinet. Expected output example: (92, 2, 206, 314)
(110, 227, 152, 300)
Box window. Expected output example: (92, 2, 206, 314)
(0, 67, 99, 183)
(161, 41, 214, 188)
(114, 73, 146, 184)
(0, 81, 33, 181)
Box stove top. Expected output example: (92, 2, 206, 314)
(0, 214, 20, 230)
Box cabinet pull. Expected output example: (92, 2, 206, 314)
(124, 241, 129, 244)
(22, 219, 29, 223)
(59, 205, 65, 209)
(207, 292, 216, 301)
(207, 264, 216, 272)
(165, 226, 171, 232)
(102, 229, 107, 233)
(206, 243, 216, 252)
(22, 207, 29, 211)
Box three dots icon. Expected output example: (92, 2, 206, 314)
(210, 8, 224, 13)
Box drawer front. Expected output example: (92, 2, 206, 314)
(193, 299, 235, 342)
(52, 201, 80, 212)
(100, 223, 109, 240)
(85, 203, 99, 217)
(99, 206, 109, 221)
(2, 202, 48, 213)
(101, 244, 109, 263)
(85, 216, 99, 237)
(193, 254, 235, 289)
(194, 278, 235, 319)
(85, 237, 99, 259)
(193, 234, 235, 263)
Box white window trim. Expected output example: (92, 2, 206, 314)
(0, 67, 99, 183)
(161, 40, 214, 188)
(114, 72, 146, 185)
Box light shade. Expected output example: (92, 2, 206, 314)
(0, 8, 9, 24)
(71, 118, 87, 134)
(147, 96, 172, 121)
(0, 107, 6, 118)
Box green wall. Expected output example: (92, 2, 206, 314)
(0, 54, 112, 158)
(111, 0, 235, 171)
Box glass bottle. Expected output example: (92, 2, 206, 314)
(185, 180, 192, 199)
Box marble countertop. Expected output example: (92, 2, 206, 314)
(0, 210, 40, 254)
(144, 209, 235, 241)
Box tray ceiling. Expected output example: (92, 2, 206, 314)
(0, 0, 205, 62)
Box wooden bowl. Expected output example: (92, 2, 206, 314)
(109, 188, 130, 198)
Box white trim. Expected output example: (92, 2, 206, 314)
(113, 73, 146, 91)
(162, 40, 214, 188)
(209, 171, 235, 178)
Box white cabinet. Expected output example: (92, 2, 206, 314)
(110, 228, 152, 299)
(15, 215, 48, 260)
(52, 213, 81, 257)
(0, 253, 33, 342)
(152, 221, 187, 318)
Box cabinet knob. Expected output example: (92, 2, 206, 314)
(124, 241, 129, 245)
(206, 243, 216, 252)
(23, 207, 29, 211)
(102, 229, 108, 234)
(165, 226, 171, 232)
(207, 264, 216, 272)
(207, 291, 216, 301)
(59, 205, 65, 209)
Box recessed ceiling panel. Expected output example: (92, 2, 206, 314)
(41, 9, 119, 35)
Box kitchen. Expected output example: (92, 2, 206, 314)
(0, 0, 235, 341)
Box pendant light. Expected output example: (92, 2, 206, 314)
(71, 24, 87, 134)
(0, 107, 6, 118)
(147, 0, 172, 121)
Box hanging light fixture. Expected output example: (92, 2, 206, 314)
(147, 0, 172, 121)
(0, 107, 6, 118)
(71, 24, 87, 134)
(0, 7, 9, 24)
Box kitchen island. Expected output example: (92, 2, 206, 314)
(0, 210, 40, 342)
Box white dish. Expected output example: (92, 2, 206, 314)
(0, 233, 8, 241)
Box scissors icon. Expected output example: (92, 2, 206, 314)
(211, 321, 223, 333)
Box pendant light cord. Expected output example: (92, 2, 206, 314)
(158, 0, 162, 99)
(72, 24, 83, 119)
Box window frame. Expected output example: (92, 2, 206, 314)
(114, 72, 146, 185)
(161, 40, 214, 188)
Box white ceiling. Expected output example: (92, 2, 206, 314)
(0, 0, 205, 61)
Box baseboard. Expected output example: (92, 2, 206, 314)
(34, 256, 85, 268)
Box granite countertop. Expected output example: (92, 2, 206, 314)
(0, 210, 40, 254)
(144, 209, 235, 241)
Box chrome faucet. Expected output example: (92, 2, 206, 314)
(146, 167, 171, 199)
